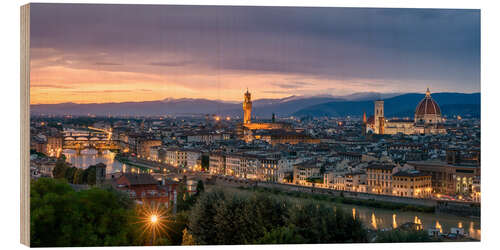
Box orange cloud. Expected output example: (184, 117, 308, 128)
(29, 48, 425, 104)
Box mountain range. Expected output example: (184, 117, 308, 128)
(30, 92, 480, 118)
(293, 92, 480, 118)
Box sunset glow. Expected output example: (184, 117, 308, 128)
(29, 4, 480, 104)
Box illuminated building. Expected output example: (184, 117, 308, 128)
(365, 88, 446, 135)
(407, 150, 480, 196)
(137, 139, 162, 159)
(293, 160, 321, 185)
(253, 130, 320, 145)
(366, 164, 395, 195)
(238, 89, 318, 145)
(240, 89, 290, 131)
(243, 89, 252, 124)
(209, 153, 226, 175)
(392, 170, 432, 198)
(114, 173, 178, 206)
(165, 147, 187, 167)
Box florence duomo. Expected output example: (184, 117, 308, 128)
(22, 3, 481, 247)
(364, 88, 446, 135)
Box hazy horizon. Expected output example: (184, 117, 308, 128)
(30, 90, 481, 106)
(30, 4, 480, 104)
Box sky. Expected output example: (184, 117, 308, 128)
(30, 4, 480, 104)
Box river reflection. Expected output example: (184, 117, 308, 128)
(63, 149, 142, 174)
(349, 206, 480, 240)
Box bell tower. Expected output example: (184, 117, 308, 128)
(374, 100, 385, 134)
(243, 89, 252, 124)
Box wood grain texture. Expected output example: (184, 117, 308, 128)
(20, 3, 30, 246)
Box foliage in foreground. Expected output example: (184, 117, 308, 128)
(30, 178, 139, 247)
(187, 188, 368, 245)
(375, 229, 436, 243)
(52, 156, 99, 185)
(246, 186, 435, 213)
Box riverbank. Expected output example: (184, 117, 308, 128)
(240, 186, 435, 213)
(251, 181, 480, 217)
(227, 186, 480, 241)
(209, 176, 481, 217)
(114, 155, 152, 171)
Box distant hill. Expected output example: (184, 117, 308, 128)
(31, 99, 240, 116)
(249, 96, 345, 117)
(30, 92, 480, 118)
(30, 96, 344, 117)
(331, 92, 403, 101)
(30, 95, 347, 117)
(293, 92, 480, 118)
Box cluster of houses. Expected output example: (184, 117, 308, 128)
(30, 107, 481, 202)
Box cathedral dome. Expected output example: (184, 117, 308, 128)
(415, 88, 442, 124)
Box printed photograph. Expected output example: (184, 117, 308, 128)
(27, 3, 480, 247)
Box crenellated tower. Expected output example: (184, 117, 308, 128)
(243, 89, 252, 124)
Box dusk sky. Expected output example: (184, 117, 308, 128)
(30, 4, 480, 104)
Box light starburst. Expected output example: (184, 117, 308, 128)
(134, 201, 173, 245)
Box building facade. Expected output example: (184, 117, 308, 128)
(293, 160, 321, 185)
(391, 170, 432, 198)
(365, 88, 446, 135)
(366, 164, 396, 195)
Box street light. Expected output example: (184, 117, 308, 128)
(135, 202, 171, 246)
(150, 214, 158, 224)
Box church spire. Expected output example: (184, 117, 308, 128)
(426, 88, 431, 97)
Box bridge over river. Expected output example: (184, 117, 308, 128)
(63, 127, 120, 153)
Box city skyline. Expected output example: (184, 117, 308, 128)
(24, 4, 481, 246)
(30, 4, 480, 104)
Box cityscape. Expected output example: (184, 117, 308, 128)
(28, 4, 480, 247)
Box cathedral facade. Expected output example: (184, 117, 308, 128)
(365, 88, 446, 135)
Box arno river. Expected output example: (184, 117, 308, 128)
(64, 149, 142, 174)
(347, 205, 479, 240)
(64, 149, 480, 240)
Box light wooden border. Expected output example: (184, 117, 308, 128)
(20, 3, 30, 246)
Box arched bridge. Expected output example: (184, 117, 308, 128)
(63, 128, 120, 152)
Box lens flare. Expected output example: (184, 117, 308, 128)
(134, 201, 173, 245)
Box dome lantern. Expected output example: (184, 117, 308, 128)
(415, 88, 442, 124)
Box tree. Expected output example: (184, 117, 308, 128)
(195, 180, 205, 195)
(375, 229, 436, 243)
(176, 177, 197, 212)
(52, 158, 68, 179)
(283, 173, 293, 183)
(286, 202, 367, 243)
(306, 177, 322, 184)
(187, 188, 367, 245)
(188, 190, 226, 244)
(73, 169, 84, 184)
(83, 165, 97, 185)
(64, 167, 77, 184)
(181, 228, 195, 245)
(320, 165, 326, 175)
(201, 155, 209, 170)
(168, 211, 190, 245)
(30, 178, 140, 247)
(255, 225, 306, 244)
